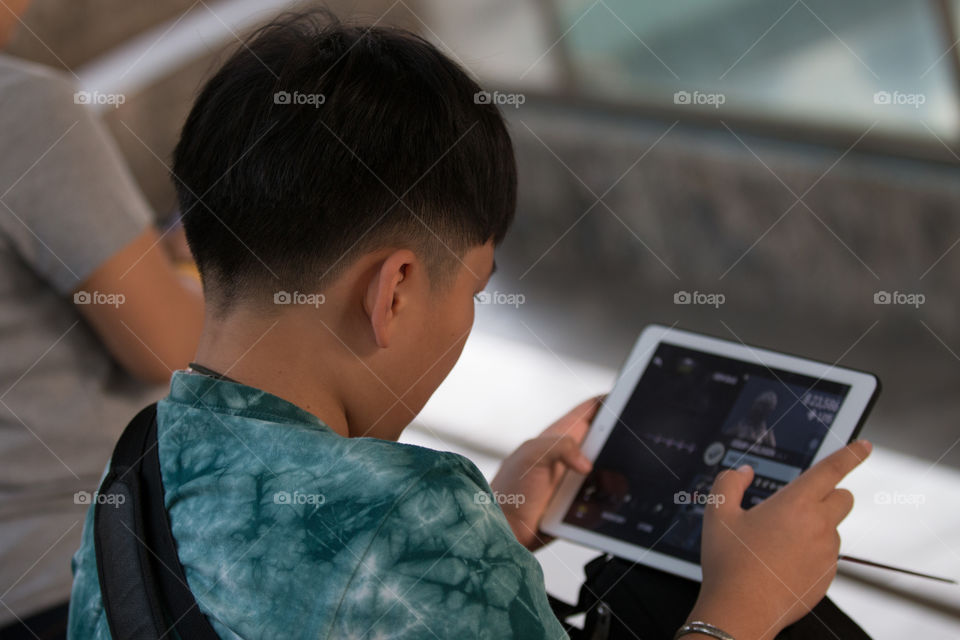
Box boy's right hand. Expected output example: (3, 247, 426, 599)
(686, 440, 872, 640)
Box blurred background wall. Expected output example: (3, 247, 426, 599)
(7, 0, 959, 467)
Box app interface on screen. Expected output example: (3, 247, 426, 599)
(562, 342, 851, 563)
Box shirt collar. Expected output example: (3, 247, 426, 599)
(166, 369, 330, 431)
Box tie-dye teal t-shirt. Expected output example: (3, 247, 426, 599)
(68, 371, 569, 639)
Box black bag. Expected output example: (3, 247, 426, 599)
(548, 555, 614, 640)
(550, 554, 873, 640)
(93, 404, 219, 640)
(550, 554, 702, 640)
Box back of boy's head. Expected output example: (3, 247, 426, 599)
(173, 10, 516, 314)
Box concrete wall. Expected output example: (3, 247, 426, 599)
(499, 101, 960, 463)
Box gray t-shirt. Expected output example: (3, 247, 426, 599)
(0, 54, 162, 624)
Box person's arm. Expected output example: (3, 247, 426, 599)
(680, 440, 871, 640)
(0, 64, 203, 383)
(491, 397, 869, 639)
(73, 227, 203, 384)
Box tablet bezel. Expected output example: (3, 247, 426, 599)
(540, 323, 880, 581)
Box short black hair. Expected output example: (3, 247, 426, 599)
(173, 10, 516, 312)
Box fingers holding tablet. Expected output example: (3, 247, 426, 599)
(539, 395, 604, 442)
(694, 444, 873, 638)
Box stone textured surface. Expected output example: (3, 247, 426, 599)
(489, 101, 960, 465)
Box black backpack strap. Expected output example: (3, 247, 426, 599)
(548, 555, 614, 640)
(94, 404, 220, 639)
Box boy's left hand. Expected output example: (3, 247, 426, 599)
(489, 396, 601, 551)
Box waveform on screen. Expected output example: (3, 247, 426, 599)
(647, 433, 696, 454)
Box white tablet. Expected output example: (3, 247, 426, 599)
(540, 324, 880, 581)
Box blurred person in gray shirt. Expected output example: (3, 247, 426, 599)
(0, 2, 204, 636)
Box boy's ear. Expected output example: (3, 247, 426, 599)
(363, 249, 416, 348)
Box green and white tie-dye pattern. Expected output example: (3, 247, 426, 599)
(68, 371, 569, 639)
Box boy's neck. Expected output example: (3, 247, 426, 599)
(192, 309, 353, 438)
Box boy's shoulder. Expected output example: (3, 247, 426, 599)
(155, 381, 491, 523)
(354, 436, 487, 486)
(156, 372, 489, 499)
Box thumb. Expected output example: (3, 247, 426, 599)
(708, 464, 753, 517)
(550, 436, 593, 475)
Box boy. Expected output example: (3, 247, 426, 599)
(68, 11, 870, 639)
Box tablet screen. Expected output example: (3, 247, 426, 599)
(561, 342, 851, 564)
